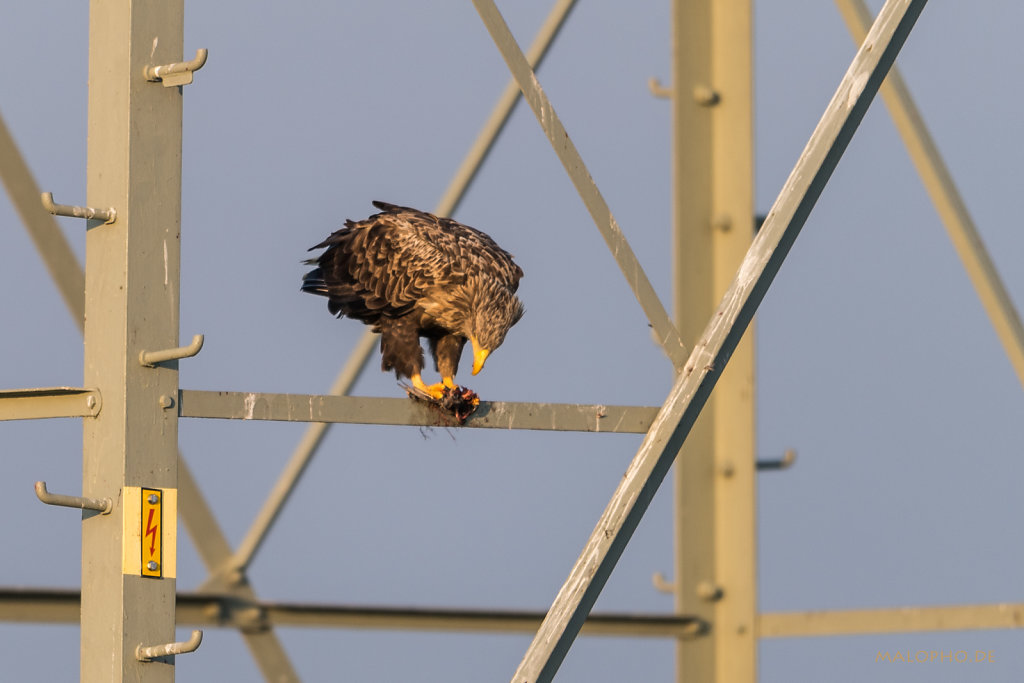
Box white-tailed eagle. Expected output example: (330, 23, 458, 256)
(302, 201, 524, 399)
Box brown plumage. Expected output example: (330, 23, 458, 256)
(302, 201, 524, 397)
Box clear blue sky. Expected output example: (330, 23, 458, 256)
(2, 1, 1023, 681)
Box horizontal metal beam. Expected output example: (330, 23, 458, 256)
(759, 603, 1024, 637)
(0, 387, 100, 421)
(0, 588, 702, 639)
(255, 603, 701, 639)
(177, 389, 658, 433)
(5, 588, 1021, 638)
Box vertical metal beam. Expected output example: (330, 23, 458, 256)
(0, 111, 85, 331)
(672, 1, 756, 682)
(509, 1, 927, 680)
(670, 1, 716, 681)
(82, 0, 184, 679)
(836, 0, 1024, 390)
(2, 80, 301, 683)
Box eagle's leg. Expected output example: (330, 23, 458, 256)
(379, 318, 441, 394)
(430, 334, 467, 391)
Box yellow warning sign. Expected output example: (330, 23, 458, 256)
(141, 488, 162, 578)
(122, 486, 176, 578)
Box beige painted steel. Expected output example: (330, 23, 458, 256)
(1, 23, 300, 681)
(506, 0, 927, 679)
(0, 113, 85, 330)
(0, 588, 700, 638)
(759, 603, 1024, 637)
(2, 83, 299, 683)
(178, 389, 658, 433)
(6, 587, 1024, 638)
(3, 3, 583, 679)
(672, 1, 757, 682)
(0, 387, 100, 420)
(81, 0, 186, 679)
(5, 2, 988, 681)
(836, 0, 1024, 390)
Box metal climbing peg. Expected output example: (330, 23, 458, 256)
(34, 481, 112, 514)
(144, 48, 208, 87)
(136, 630, 203, 661)
(139, 334, 205, 367)
(41, 192, 116, 224)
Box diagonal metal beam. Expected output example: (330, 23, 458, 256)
(219, 331, 378, 578)
(177, 458, 235, 575)
(471, 0, 689, 370)
(0, 111, 85, 331)
(439, 0, 579, 218)
(506, 1, 928, 680)
(176, 459, 301, 681)
(222, 0, 581, 580)
(836, 0, 1024, 390)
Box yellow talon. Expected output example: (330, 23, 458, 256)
(411, 374, 446, 399)
(425, 382, 447, 396)
(442, 376, 456, 389)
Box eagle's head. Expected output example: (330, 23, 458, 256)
(469, 282, 525, 375)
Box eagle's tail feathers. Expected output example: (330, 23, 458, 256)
(300, 267, 327, 296)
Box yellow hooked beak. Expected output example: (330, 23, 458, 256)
(471, 337, 490, 376)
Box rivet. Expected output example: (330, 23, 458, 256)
(696, 581, 724, 601)
(147, 561, 159, 571)
(693, 84, 721, 106)
(148, 494, 159, 504)
(712, 214, 732, 232)
(86, 395, 97, 409)
(158, 395, 174, 409)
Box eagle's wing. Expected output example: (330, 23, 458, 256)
(365, 201, 523, 294)
(304, 204, 468, 321)
(433, 214, 524, 293)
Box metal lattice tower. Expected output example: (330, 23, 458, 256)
(3, 0, 1024, 681)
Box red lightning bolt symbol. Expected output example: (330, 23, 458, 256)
(145, 508, 159, 556)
